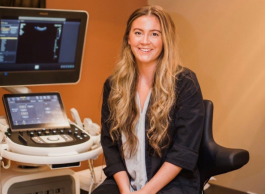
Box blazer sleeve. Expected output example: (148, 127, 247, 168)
(101, 79, 127, 177)
(165, 70, 204, 171)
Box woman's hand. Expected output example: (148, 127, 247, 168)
(135, 162, 182, 194)
(133, 190, 148, 194)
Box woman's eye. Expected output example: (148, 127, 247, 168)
(135, 31, 141, 35)
(151, 32, 159, 36)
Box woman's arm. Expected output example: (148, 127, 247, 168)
(137, 162, 182, 194)
(113, 171, 131, 194)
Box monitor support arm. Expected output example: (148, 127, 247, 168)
(2, 86, 32, 94)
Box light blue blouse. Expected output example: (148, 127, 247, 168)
(122, 90, 152, 192)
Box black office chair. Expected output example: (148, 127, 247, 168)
(198, 100, 249, 192)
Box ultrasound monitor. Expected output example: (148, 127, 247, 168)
(0, 7, 88, 87)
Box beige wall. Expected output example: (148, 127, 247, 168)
(0, 0, 147, 169)
(149, 0, 265, 193)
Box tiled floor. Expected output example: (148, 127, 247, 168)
(205, 184, 247, 194)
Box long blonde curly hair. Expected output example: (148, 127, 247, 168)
(108, 5, 183, 158)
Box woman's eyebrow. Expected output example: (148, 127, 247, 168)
(132, 28, 143, 31)
(150, 29, 162, 33)
(132, 28, 161, 33)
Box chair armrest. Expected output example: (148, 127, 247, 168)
(208, 142, 249, 175)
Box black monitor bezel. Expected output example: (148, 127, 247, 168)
(0, 7, 88, 86)
(2, 92, 70, 131)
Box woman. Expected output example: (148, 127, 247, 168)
(93, 5, 204, 194)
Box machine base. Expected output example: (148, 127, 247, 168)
(1, 166, 80, 194)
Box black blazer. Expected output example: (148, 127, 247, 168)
(100, 68, 204, 194)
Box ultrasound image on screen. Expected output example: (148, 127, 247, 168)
(16, 22, 63, 63)
(7, 95, 66, 126)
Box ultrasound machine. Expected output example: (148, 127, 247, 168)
(0, 7, 103, 194)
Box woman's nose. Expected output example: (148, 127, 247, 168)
(140, 34, 150, 44)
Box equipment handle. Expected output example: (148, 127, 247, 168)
(1, 146, 102, 165)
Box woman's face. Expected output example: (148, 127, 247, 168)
(128, 15, 163, 66)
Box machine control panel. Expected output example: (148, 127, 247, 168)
(2, 92, 92, 148)
(5, 124, 90, 147)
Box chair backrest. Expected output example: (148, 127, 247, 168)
(197, 100, 249, 191)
